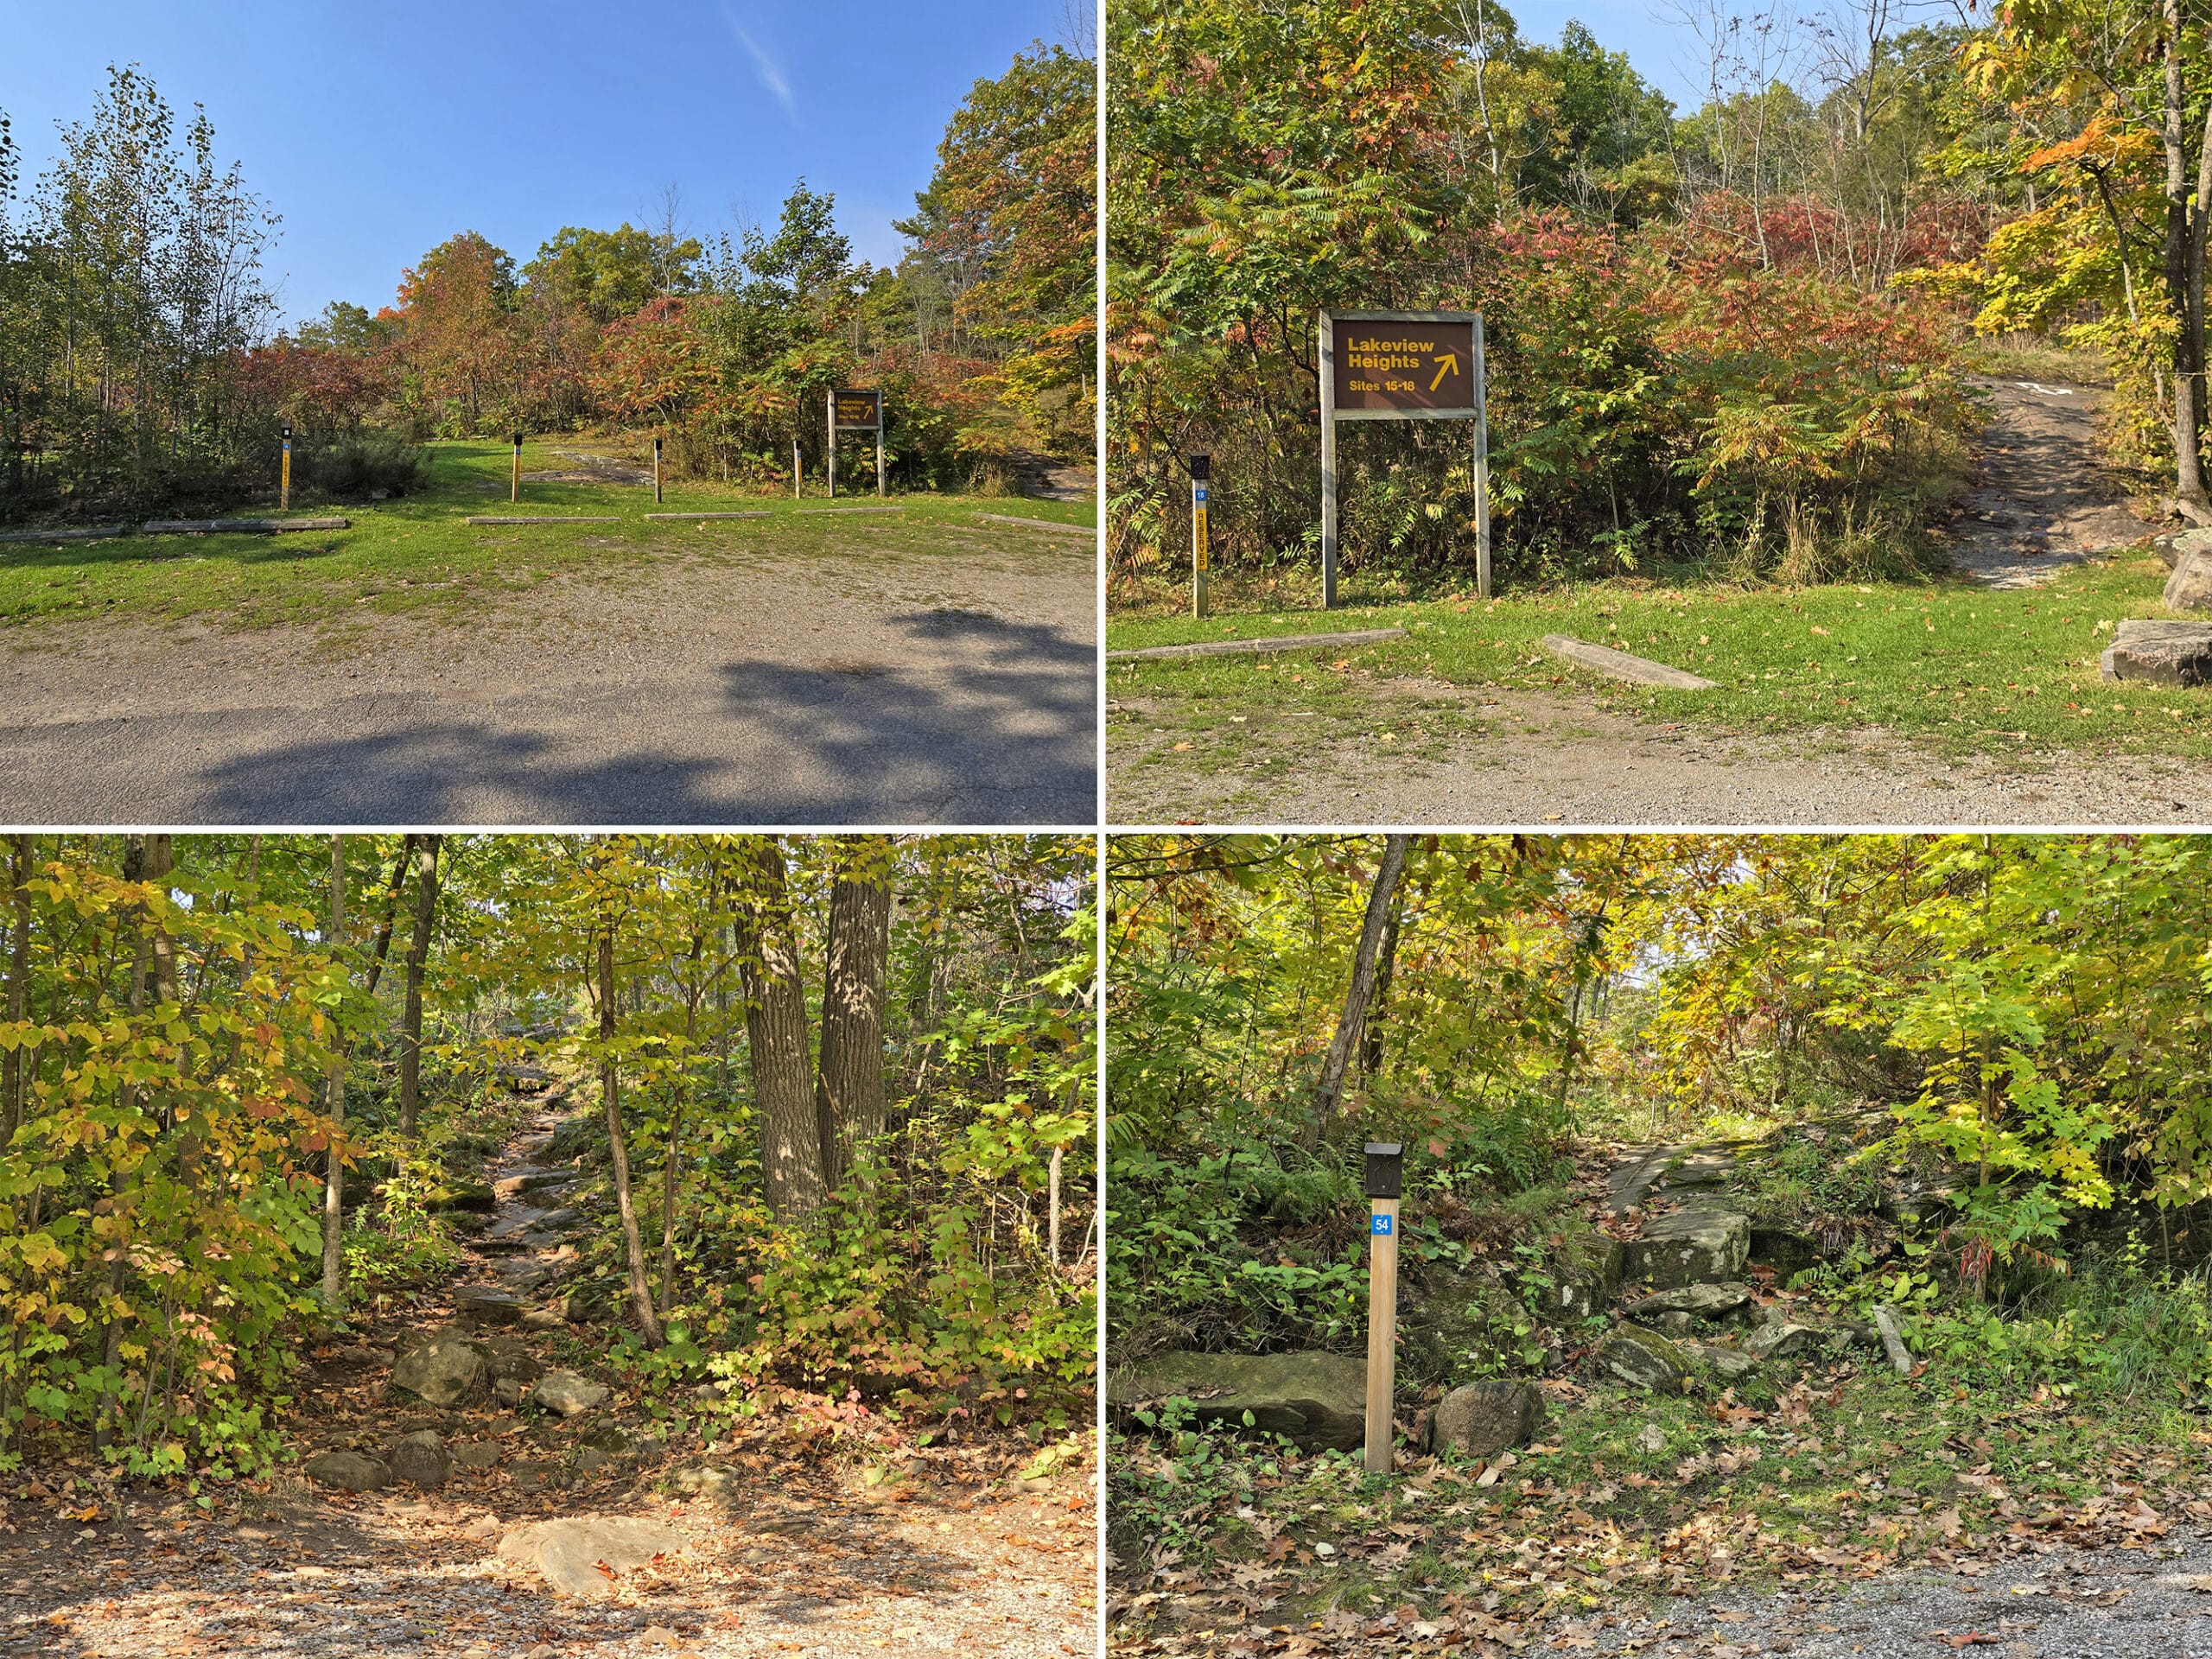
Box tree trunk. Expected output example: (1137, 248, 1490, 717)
(815, 839, 893, 1188)
(598, 925, 664, 1345)
(660, 924, 706, 1319)
(1360, 880, 1407, 1078)
(1306, 835, 1412, 1147)
(3, 836, 29, 1147)
(144, 834, 176, 1010)
(2164, 0, 2210, 512)
(737, 840, 825, 1219)
(1047, 1143, 1063, 1269)
(398, 836, 442, 1135)
(321, 836, 346, 1312)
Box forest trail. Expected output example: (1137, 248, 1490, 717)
(1108, 676, 2212, 825)
(0, 536, 1095, 824)
(1948, 378, 2152, 589)
(0, 1077, 1095, 1659)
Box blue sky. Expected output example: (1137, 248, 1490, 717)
(1507, 3, 1738, 113)
(3, 1, 1082, 327)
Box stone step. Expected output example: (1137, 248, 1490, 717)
(1622, 1203, 1751, 1289)
(484, 1206, 549, 1240)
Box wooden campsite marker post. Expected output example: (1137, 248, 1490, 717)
(1190, 454, 1211, 619)
(1363, 1141, 1403, 1476)
(652, 435, 664, 503)
(1318, 310, 1490, 607)
(793, 436, 803, 498)
(830, 388, 887, 501)
(511, 431, 524, 504)
(279, 423, 292, 511)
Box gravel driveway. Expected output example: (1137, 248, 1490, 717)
(1582, 1534, 2212, 1657)
(0, 531, 1095, 825)
(1109, 679, 2212, 826)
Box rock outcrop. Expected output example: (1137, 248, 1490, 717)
(1623, 1204, 1750, 1289)
(1597, 1326, 1691, 1393)
(1109, 1351, 1365, 1451)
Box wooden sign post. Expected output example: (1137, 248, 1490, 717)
(830, 389, 886, 501)
(280, 423, 293, 511)
(1363, 1141, 1403, 1476)
(652, 435, 664, 504)
(511, 431, 523, 504)
(1190, 454, 1211, 619)
(792, 436, 803, 499)
(1319, 310, 1490, 608)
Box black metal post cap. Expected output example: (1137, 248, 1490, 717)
(1363, 1142, 1404, 1200)
(1188, 454, 1211, 481)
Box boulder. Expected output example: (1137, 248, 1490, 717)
(304, 1450, 391, 1492)
(453, 1441, 505, 1470)
(455, 1287, 530, 1327)
(1679, 1341, 1761, 1382)
(1430, 1380, 1544, 1459)
(1624, 1282, 1751, 1321)
(533, 1370, 611, 1418)
(1623, 1205, 1750, 1289)
(477, 1334, 544, 1385)
(1744, 1321, 1821, 1360)
(2152, 528, 2212, 570)
(2166, 550, 2212, 612)
(2101, 618, 2212, 685)
(1109, 1351, 1365, 1451)
(389, 1330, 486, 1408)
(495, 1516, 685, 1599)
(389, 1430, 452, 1488)
(669, 1463, 741, 1505)
(1597, 1325, 1691, 1393)
(1656, 1310, 1694, 1336)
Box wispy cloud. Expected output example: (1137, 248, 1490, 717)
(722, 10, 798, 124)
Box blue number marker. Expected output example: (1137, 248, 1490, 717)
(1371, 1213, 1393, 1236)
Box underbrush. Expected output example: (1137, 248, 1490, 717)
(1107, 1121, 1579, 1370)
(1113, 212, 1975, 599)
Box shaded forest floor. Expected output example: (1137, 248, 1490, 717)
(1, 1087, 1097, 1659)
(1105, 378, 2212, 825)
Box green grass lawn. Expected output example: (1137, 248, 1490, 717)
(0, 439, 1096, 630)
(1109, 553, 2212, 764)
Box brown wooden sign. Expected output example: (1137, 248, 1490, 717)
(1318, 308, 1491, 607)
(1332, 317, 1477, 414)
(832, 389, 881, 429)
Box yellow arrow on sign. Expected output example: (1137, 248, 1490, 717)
(1429, 353, 1459, 391)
